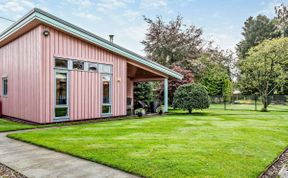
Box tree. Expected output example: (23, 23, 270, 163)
(173, 83, 210, 113)
(196, 47, 235, 79)
(275, 3, 288, 37)
(142, 15, 203, 70)
(223, 79, 233, 103)
(236, 15, 278, 59)
(158, 65, 194, 104)
(238, 38, 288, 111)
(199, 65, 230, 95)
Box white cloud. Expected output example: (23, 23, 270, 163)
(96, 0, 132, 11)
(205, 32, 240, 52)
(107, 23, 147, 55)
(140, 0, 167, 9)
(75, 12, 102, 20)
(64, 0, 93, 8)
(123, 10, 141, 21)
(0, 0, 35, 13)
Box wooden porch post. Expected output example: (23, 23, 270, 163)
(164, 78, 168, 112)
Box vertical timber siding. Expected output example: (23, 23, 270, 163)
(41, 25, 127, 123)
(0, 26, 42, 122)
(127, 79, 133, 98)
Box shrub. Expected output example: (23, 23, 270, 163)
(134, 82, 155, 109)
(173, 83, 210, 113)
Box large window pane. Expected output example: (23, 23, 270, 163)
(55, 59, 68, 68)
(73, 61, 84, 70)
(100, 64, 112, 74)
(88, 63, 98, 72)
(56, 73, 67, 105)
(102, 105, 111, 114)
(2, 77, 7, 96)
(55, 107, 68, 117)
(102, 74, 112, 114)
(102, 75, 111, 104)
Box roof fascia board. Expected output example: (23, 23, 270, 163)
(0, 13, 37, 41)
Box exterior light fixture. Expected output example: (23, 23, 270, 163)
(43, 30, 50, 37)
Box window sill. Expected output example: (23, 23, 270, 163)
(53, 117, 69, 122)
(101, 113, 113, 117)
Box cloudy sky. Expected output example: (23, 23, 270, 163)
(0, 0, 287, 55)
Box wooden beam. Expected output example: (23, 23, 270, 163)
(132, 77, 165, 82)
(127, 60, 167, 78)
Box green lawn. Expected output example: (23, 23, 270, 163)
(0, 118, 36, 132)
(8, 107, 288, 178)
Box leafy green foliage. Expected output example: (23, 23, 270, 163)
(236, 15, 279, 59)
(133, 82, 155, 109)
(173, 83, 210, 113)
(223, 79, 233, 102)
(199, 65, 230, 95)
(275, 4, 288, 37)
(238, 38, 288, 111)
(158, 65, 194, 104)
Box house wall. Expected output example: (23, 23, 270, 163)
(0, 26, 42, 122)
(40, 25, 127, 123)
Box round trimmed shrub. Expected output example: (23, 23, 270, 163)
(173, 83, 210, 113)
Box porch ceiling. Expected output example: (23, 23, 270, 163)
(127, 63, 166, 82)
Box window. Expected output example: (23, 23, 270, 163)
(73, 61, 84, 70)
(55, 59, 68, 69)
(2, 77, 8, 96)
(102, 75, 112, 114)
(99, 64, 112, 74)
(88, 63, 98, 72)
(55, 71, 69, 118)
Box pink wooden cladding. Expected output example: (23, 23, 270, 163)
(127, 78, 133, 101)
(70, 71, 101, 120)
(41, 25, 127, 123)
(0, 26, 41, 123)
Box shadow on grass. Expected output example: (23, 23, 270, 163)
(167, 111, 254, 117)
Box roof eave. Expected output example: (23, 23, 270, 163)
(0, 8, 183, 80)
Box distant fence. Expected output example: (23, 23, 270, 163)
(209, 94, 288, 111)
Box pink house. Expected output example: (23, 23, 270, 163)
(0, 9, 182, 124)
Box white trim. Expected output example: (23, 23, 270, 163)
(2, 77, 8, 97)
(54, 69, 69, 121)
(101, 74, 113, 115)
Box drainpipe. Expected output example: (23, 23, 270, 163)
(164, 78, 168, 112)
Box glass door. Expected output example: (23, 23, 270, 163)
(54, 70, 69, 120)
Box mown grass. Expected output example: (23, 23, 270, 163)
(0, 118, 35, 132)
(8, 106, 288, 177)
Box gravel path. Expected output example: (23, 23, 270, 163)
(259, 148, 288, 178)
(0, 163, 27, 178)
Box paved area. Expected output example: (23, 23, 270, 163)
(0, 131, 138, 178)
(278, 164, 288, 178)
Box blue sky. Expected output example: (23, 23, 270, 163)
(0, 0, 287, 55)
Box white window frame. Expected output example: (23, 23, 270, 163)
(88, 62, 98, 72)
(2, 77, 8, 97)
(99, 64, 112, 74)
(72, 60, 85, 71)
(54, 70, 69, 121)
(101, 74, 112, 116)
(54, 58, 69, 69)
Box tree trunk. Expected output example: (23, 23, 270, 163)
(262, 94, 268, 112)
(188, 109, 192, 114)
